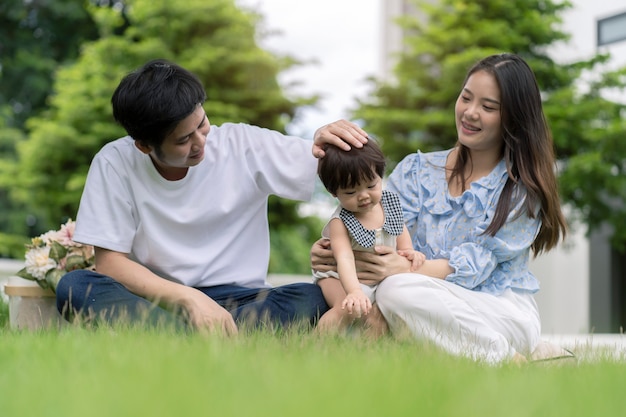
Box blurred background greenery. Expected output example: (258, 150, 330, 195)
(0, 0, 625, 274)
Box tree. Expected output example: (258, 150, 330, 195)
(0, 107, 30, 257)
(9, 0, 320, 273)
(0, 0, 100, 245)
(0, 0, 99, 129)
(354, 0, 626, 248)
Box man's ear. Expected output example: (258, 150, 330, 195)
(134, 141, 152, 155)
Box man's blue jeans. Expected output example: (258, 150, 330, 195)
(56, 270, 328, 331)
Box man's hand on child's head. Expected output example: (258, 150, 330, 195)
(312, 119, 368, 158)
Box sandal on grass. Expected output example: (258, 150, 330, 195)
(530, 341, 576, 363)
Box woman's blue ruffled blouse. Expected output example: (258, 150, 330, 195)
(386, 150, 541, 296)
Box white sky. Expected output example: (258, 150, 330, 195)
(237, 0, 381, 137)
(237, 0, 626, 137)
(233, 0, 626, 218)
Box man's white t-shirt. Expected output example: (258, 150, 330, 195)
(73, 123, 317, 288)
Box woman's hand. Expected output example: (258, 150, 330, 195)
(312, 119, 368, 158)
(354, 246, 412, 285)
(311, 239, 413, 285)
(398, 249, 426, 272)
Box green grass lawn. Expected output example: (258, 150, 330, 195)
(1, 303, 625, 417)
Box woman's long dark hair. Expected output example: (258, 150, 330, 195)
(449, 53, 567, 255)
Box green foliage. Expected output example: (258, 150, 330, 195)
(0, 109, 30, 236)
(548, 65, 626, 248)
(268, 198, 325, 274)
(0, 0, 99, 238)
(354, 0, 626, 248)
(0, 232, 28, 259)
(0, 301, 7, 327)
(356, 0, 573, 163)
(0, 0, 99, 129)
(6, 0, 320, 269)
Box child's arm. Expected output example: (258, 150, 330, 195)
(317, 278, 347, 309)
(396, 225, 453, 278)
(396, 225, 425, 272)
(328, 218, 372, 317)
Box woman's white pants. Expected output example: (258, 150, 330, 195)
(376, 273, 541, 364)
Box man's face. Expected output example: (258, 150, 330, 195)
(139, 105, 210, 179)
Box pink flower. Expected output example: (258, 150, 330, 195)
(42, 219, 78, 247)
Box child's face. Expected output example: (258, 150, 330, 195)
(334, 174, 383, 215)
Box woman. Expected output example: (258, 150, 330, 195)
(311, 53, 569, 363)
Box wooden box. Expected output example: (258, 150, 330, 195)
(3, 276, 65, 330)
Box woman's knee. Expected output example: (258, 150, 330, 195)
(376, 273, 432, 308)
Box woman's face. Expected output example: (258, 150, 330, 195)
(455, 70, 503, 153)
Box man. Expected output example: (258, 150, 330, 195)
(56, 59, 368, 334)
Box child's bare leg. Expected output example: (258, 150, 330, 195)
(316, 278, 354, 333)
(363, 303, 389, 339)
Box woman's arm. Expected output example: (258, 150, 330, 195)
(95, 247, 238, 334)
(355, 248, 453, 281)
(445, 195, 541, 290)
(312, 233, 454, 287)
(413, 259, 454, 279)
(311, 238, 409, 284)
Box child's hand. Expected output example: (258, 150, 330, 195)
(341, 290, 372, 318)
(398, 249, 426, 272)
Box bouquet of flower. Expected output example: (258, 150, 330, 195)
(16, 219, 95, 292)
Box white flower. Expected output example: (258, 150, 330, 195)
(24, 245, 57, 280)
(17, 219, 94, 291)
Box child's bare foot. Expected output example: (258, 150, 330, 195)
(315, 306, 355, 334)
(363, 304, 388, 339)
(511, 352, 528, 366)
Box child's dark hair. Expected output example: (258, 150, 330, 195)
(317, 140, 386, 195)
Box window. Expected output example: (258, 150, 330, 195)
(597, 11, 626, 47)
